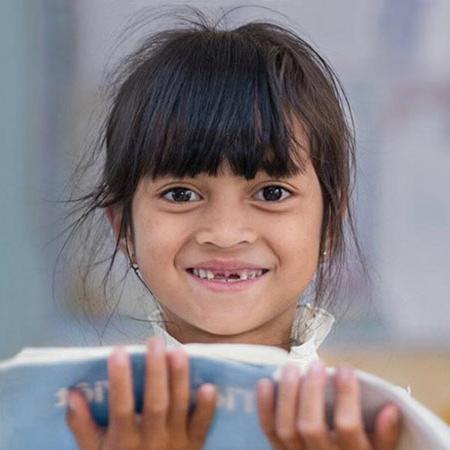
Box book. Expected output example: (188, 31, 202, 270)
(0, 344, 449, 450)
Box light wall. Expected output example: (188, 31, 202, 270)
(1, 1, 449, 359)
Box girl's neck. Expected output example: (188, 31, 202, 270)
(160, 303, 298, 352)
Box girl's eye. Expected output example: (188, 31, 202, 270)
(161, 185, 292, 203)
(254, 185, 292, 202)
(161, 187, 200, 202)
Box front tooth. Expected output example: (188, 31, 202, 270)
(250, 270, 263, 279)
(193, 268, 264, 281)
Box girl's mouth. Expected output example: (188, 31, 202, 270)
(185, 268, 270, 292)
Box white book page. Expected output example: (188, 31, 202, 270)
(0, 343, 289, 368)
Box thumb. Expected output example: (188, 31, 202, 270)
(65, 389, 104, 450)
(371, 403, 402, 450)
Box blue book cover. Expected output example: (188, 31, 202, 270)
(1, 344, 449, 450)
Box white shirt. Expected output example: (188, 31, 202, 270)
(147, 302, 335, 372)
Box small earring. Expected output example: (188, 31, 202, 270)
(130, 252, 139, 271)
(322, 250, 327, 257)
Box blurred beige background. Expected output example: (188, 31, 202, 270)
(1, 0, 449, 422)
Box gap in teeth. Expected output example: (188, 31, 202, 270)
(191, 268, 264, 281)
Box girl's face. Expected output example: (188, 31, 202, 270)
(107, 127, 324, 349)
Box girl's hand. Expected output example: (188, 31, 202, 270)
(66, 337, 218, 450)
(257, 361, 402, 450)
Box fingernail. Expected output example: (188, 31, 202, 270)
(258, 377, 272, 390)
(168, 348, 187, 368)
(67, 390, 77, 413)
(337, 365, 354, 384)
(283, 364, 300, 381)
(201, 383, 217, 397)
(148, 337, 165, 354)
(388, 406, 400, 426)
(110, 346, 129, 367)
(309, 360, 325, 376)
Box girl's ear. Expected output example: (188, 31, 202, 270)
(105, 205, 128, 255)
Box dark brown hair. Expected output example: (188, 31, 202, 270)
(58, 6, 365, 334)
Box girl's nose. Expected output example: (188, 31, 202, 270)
(193, 204, 258, 249)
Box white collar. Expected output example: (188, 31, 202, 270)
(146, 302, 335, 371)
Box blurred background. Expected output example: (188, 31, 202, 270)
(1, 0, 449, 421)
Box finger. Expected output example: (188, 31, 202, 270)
(65, 389, 104, 450)
(371, 403, 402, 450)
(297, 361, 332, 450)
(333, 365, 371, 449)
(188, 383, 218, 448)
(108, 347, 139, 435)
(256, 378, 287, 450)
(275, 364, 304, 450)
(142, 337, 169, 434)
(167, 348, 190, 431)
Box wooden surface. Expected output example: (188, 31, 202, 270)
(320, 345, 450, 424)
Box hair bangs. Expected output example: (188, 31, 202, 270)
(133, 30, 307, 182)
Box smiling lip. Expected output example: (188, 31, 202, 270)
(186, 268, 269, 293)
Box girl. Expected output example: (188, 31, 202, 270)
(63, 7, 402, 450)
